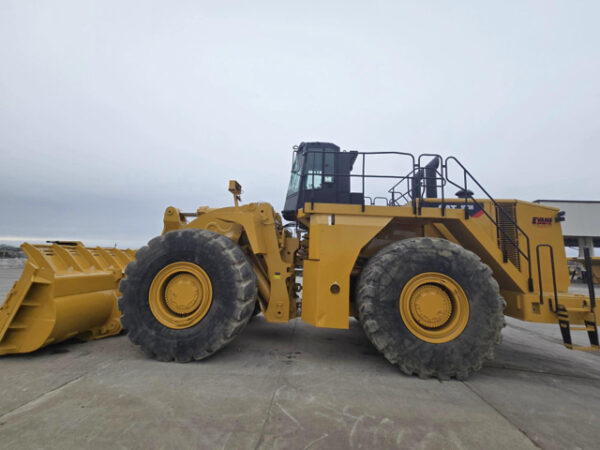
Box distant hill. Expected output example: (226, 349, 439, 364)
(0, 245, 25, 259)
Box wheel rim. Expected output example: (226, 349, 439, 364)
(149, 262, 213, 329)
(398, 272, 469, 343)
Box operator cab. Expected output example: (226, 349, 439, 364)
(282, 142, 363, 221)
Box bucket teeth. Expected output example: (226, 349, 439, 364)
(0, 242, 135, 356)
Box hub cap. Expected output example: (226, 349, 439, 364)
(399, 273, 469, 343)
(149, 262, 213, 329)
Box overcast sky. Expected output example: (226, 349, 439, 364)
(1, 1, 599, 248)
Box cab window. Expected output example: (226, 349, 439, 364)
(286, 152, 303, 196)
(304, 148, 334, 190)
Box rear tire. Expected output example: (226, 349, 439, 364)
(356, 237, 505, 379)
(119, 229, 257, 362)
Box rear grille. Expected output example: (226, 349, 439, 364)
(496, 203, 521, 270)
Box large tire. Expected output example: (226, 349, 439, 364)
(356, 237, 505, 380)
(118, 229, 257, 362)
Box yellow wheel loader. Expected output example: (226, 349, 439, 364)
(1, 142, 598, 379)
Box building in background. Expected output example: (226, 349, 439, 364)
(535, 200, 600, 257)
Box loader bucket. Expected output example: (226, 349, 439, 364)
(0, 242, 135, 355)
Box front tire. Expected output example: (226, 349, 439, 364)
(119, 229, 257, 362)
(356, 237, 505, 379)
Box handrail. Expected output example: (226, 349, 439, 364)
(302, 150, 416, 212)
(583, 248, 596, 312)
(299, 148, 534, 292)
(536, 244, 559, 312)
(445, 157, 533, 290)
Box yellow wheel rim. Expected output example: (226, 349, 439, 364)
(399, 272, 469, 343)
(149, 262, 213, 329)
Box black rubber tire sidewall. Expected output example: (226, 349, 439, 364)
(119, 229, 257, 362)
(357, 237, 504, 379)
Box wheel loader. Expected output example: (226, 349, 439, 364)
(1, 142, 598, 379)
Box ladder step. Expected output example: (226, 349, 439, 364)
(541, 246, 598, 352)
(565, 344, 600, 352)
(561, 307, 591, 313)
(556, 305, 599, 351)
(569, 325, 596, 332)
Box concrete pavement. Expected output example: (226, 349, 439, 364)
(0, 269, 599, 449)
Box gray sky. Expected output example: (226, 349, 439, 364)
(1, 1, 599, 248)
